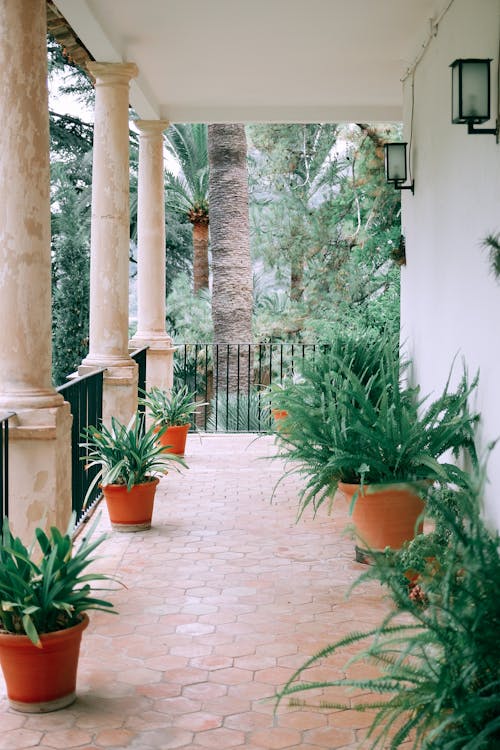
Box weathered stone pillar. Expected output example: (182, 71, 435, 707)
(129, 120, 175, 393)
(0, 0, 72, 542)
(80, 62, 139, 425)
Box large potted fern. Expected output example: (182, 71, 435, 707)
(276, 337, 478, 560)
(81, 414, 186, 532)
(0, 513, 114, 713)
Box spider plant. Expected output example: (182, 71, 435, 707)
(139, 384, 202, 427)
(0, 513, 115, 647)
(81, 413, 186, 504)
(275, 473, 500, 749)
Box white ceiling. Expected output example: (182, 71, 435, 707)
(53, 0, 448, 123)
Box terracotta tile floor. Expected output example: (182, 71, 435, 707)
(0, 434, 395, 749)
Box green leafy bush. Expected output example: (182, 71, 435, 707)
(206, 390, 270, 432)
(275, 474, 500, 748)
(276, 336, 478, 518)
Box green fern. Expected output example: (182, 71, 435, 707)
(275, 336, 478, 518)
(275, 475, 500, 748)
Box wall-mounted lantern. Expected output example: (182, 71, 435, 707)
(450, 58, 499, 138)
(384, 142, 414, 193)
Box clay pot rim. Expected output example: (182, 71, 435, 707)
(0, 613, 89, 646)
(100, 476, 160, 491)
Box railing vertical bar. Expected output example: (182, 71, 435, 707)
(269, 343, 273, 389)
(247, 343, 251, 431)
(4, 419, 8, 519)
(236, 344, 241, 431)
(215, 344, 219, 431)
(225, 344, 230, 431)
(193, 344, 199, 400)
(204, 344, 209, 430)
(0, 419, 3, 518)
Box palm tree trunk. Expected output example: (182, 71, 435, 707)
(192, 220, 209, 293)
(208, 124, 253, 396)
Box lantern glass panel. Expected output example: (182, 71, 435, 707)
(452, 61, 461, 122)
(461, 60, 490, 122)
(451, 59, 491, 124)
(385, 143, 407, 183)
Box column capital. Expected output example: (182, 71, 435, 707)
(86, 61, 138, 86)
(134, 119, 170, 137)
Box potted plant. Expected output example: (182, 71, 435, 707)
(140, 384, 202, 456)
(0, 513, 115, 713)
(276, 337, 478, 560)
(81, 414, 186, 532)
(275, 472, 500, 749)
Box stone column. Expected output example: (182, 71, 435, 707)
(129, 120, 175, 394)
(80, 62, 139, 425)
(0, 0, 72, 542)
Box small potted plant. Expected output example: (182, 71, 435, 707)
(276, 336, 478, 560)
(0, 513, 115, 713)
(81, 414, 186, 532)
(140, 384, 203, 456)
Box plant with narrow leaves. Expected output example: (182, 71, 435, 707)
(139, 384, 203, 427)
(206, 390, 270, 432)
(275, 474, 500, 748)
(81, 414, 187, 505)
(0, 513, 115, 647)
(275, 336, 478, 518)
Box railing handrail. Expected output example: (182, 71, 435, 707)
(57, 367, 107, 393)
(175, 341, 321, 346)
(130, 345, 149, 358)
(0, 411, 16, 421)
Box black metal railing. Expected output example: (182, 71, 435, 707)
(131, 346, 148, 429)
(175, 342, 322, 432)
(57, 369, 105, 523)
(0, 412, 14, 519)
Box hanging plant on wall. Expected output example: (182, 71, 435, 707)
(482, 232, 500, 280)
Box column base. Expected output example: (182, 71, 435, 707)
(80, 353, 134, 369)
(8, 402, 72, 545)
(128, 334, 175, 393)
(102, 364, 138, 427)
(0, 388, 64, 411)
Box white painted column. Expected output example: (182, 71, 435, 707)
(80, 62, 139, 424)
(0, 0, 72, 541)
(129, 120, 175, 393)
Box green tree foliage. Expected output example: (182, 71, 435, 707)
(248, 123, 402, 342)
(165, 124, 210, 291)
(51, 159, 91, 386)
(48, 36, 94, 385)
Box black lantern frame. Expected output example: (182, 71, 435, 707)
(450, 58, 498, 137)
(384, 142, 414, 193)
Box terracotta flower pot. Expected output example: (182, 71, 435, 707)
(156, 424, 190, 456)
(271, 409, 289, 434)
(102, 477, 159, 532)
(339, 482, 424, 563)
(271, 409, 288, 422)
(0, 614, 89, 713)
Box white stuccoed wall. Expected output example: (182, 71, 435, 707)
(401, 0, 500, 526)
